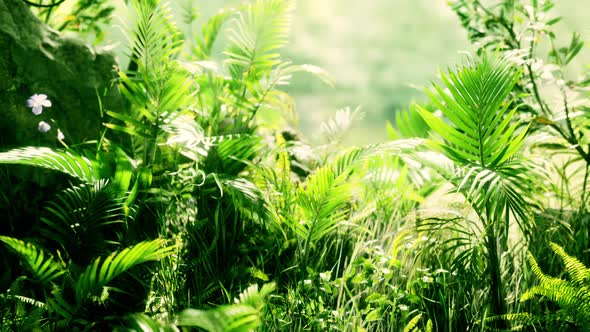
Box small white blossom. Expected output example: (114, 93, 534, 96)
(27, 94, 52, 115)
(57, 129, 65, 140)
(38, 121, 51, 133)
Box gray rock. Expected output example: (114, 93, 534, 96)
(0, 0, 125, 148)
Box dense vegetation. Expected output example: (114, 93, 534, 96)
(1, 0, 590, 331)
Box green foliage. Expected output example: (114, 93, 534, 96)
(26, 0, 115, 43)
(194, 8, 235, 60)
(0, 147, 106, 183)
(74, 239, 175, 304)
(386, 104, 431, 140)
(117, 283, 275, 332)
(0, 237, 66, 284)
(225, 0, 294, 80)
(417, 55, 542, 232)
(4, 0, 590, 331)
(488, 243, 590, 331)
(1, 237, 174, 328)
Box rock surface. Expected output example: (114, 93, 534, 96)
(0, 0, 125, 148)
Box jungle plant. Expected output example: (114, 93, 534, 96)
(415, 54, 544, 324)
(486, 243, 590, 331)
(0, 236, 174, 330)
(450, 0, 590, 265)
(117, 283, 275, 332)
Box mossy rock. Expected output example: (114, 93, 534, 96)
(0, 0, 125, 149)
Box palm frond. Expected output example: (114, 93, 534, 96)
(320, 107, 364, 143)
(194, 8, 235, 60)
(206, 135, 261, 175)
(224, 0, 294, 80)
(0, 236, 66, 284)
(117, 313, 179, 332)
(176, 305, 259, 332)
(295, 166, 351, 244)
(417, 55, 523, 168)
(235, 282, 276, 310)
(175, 283, 275, 332)
(74, 239, 175, 304)
(416, 55, 544, 229)
(387, 104, 431, 140)
(123, 0, 182, 72)
(40, 179, 127, 261)
(0, 147, 104, 183)
(116, 0, 194, 162)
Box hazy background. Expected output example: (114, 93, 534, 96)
(106, 1, 590, 143)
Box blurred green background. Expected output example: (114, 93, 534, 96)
(105, 0, 590, 143)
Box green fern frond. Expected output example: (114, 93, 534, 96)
(225, 0, 294, 80)
(7, 295, 46, 309)
(0, 236, 66, 284)
(549, 242, 590, 286)
(0, 147, 105, 183)
(498, 245, 590, 330)
(235, 282, 276, 311)
(74, 239, 175, 304)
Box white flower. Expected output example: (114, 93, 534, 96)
(38, 121, 51, 133)
(57, 129, 65, 140)
(27, 94, 52, 115)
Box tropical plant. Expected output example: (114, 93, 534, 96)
(1, 236, 174, 329)
(414, 54, 544, 324)
(486, 243, 590, 331)
(450, 0, 590, 264)
(117, 283, 275, 332)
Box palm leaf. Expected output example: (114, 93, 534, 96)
(40, 180, 127, 261)
(176, 305, 259, 332)
(225, 0, 294, 80)
(194, 8, 235, 60)
(0, 236, 66, 284)
(74, 239, 175, 303)
(417, 56, 524, 168)
(416, 55, 542, 228)
(295, 166, 351, 243)
(175, 283, 275, 332)
(123, 0, 182, 72)
(0, 147, 104, 183)
(387, 104, 431, 140)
